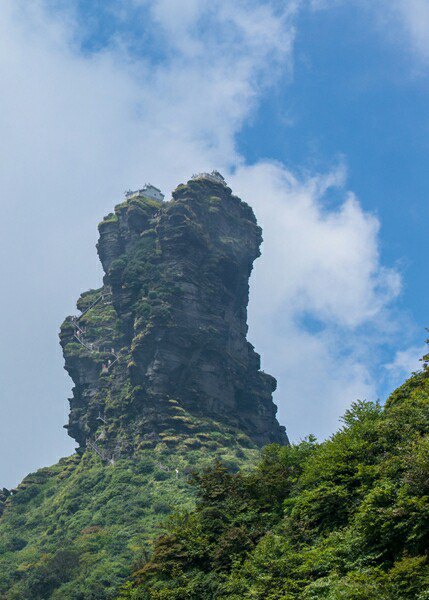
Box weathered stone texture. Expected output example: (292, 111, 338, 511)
(60, 176, 288, 456)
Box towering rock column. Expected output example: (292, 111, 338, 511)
(60, 174, 288, 456)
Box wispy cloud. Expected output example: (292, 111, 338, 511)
(385, 0, 429, 64)
(232, 161, 402, 439)
(0, 0, 298, 486)
(385, 344, 427, 383)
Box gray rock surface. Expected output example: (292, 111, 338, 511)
(60, 175, 288, 456)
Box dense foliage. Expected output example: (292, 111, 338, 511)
(0, 444, 256, 599)
(3, 186, 429, 598)
(122, 370, 429, 599)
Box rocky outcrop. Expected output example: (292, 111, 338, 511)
(60, 175, 288, 458)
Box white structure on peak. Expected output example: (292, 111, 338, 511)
(191, 170, 227, 186)
(125, 184, 164, 202)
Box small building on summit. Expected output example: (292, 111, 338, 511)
(125, 184, 164, 202)
(191, 170, 227, 186)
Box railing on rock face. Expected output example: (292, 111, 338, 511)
(73, 288, 121, 466)
(87, 432, 124, 465)
(87, 439, 116, 465)
(97, 412, 107, 424)
(87, 439, 108, 461)
(76, 286, 111, 319)
(70, 286, 119, 375)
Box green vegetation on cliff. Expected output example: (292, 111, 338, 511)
(63, 176, 286, 459)
(2, 175, 427, 599)
(4, 365, 429, 599)
(0, 176, 281, 599)
(0, 444, 258, 599)
(122, 368, 429, 599)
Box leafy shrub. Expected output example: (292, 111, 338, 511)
(123, 372, 429, 600)
(7, 536, 27, 551)
(135, 458, 155, 475)
(153, 470, 169, 481)
(152, 502, 171, 515)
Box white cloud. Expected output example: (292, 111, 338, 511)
(385, 344, 426, 381)
(0, 0, 298, 487)
(233, 163, 401, 327)
(0, 0, 409, 482)
(232, 162, 402, 439)
(387, 0, 429, 63)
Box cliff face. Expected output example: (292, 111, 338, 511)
(60, 175, 288, 458)
(0, 175, 287, 600)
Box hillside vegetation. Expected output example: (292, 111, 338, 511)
(0, 443, 257, 599)
(1, 176, 426, 599)
(0, 175, 285, 599)
(123, 369, 429, 599)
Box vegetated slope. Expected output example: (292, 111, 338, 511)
(0, 444, 254, 599)
(0, 175, 287, 599)
(64, 175, 287, 456)
(123, 367, 429, 599)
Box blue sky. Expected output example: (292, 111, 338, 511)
(240, 3, 429, 360)
(1, 0, 428, 487)
(242, 3, 429, 326)
(242, 6, 429, 296)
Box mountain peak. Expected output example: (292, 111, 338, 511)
(60, 176, 288, 460)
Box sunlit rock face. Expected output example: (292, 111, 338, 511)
(60, 175, 288, 458)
